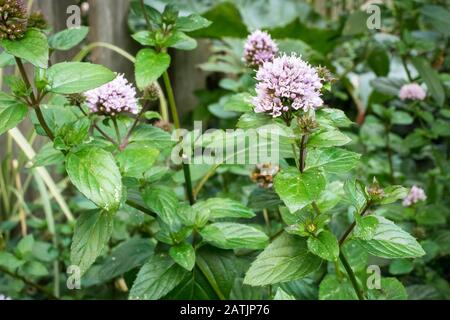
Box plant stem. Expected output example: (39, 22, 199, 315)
(76, 105, 117, 145)
(125, 200, 156, 218)
(35, 105, 55, 140)
(193, 164, 220, 198)
(112, 117, 122, 144)
(161, 70, 195, 203)
(385, 123, 395, 183)
(15, 58, 55, 141)
(162, 71, 181, 129)
(297, 126, 364, 299)
(15, 57, 36, 104)
(338, 201, 371, 246)
(183, 162, 195, 205)
(339, 251, 365, 300)
(119, 103, 148, 151)
(299, 134, 309, 172)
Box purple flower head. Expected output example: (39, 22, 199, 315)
(399, 83, 426, 101)
(253, 54, 323, 118)
(244, 30, 278, 68)
(84, 74, 139, 116)
(402, 185, 427, 207)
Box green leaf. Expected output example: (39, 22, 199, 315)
(307, 130, 352, 148)
(70, 210, 114, 274)
(0, 252, 24, 271)
(16, 235, 35, 258)
(380, 186, 408, 205)
(135, 49, 170, 90)
(319, 275, 358, 300)
(316, 108, 353, 128)
(354, 215, 379, 240)
(389, 259, 414, 275)
(244, 233, 322, 286)
(144, 111, 162, 121)
(22, 261, 48, 277)
(116, 144, 159, 178)
(356, 216, 425, 258)
(175, 14, 212, 32)
(164, 31, 197, 50)
(66, 147, 123, 211)
(193, 198, 255, 220)
(274, 288, 296, 300)
(236, 112, 272, 129)
(1, 29, 49, 68)
(274, 167, 326, 213)
(0, 51, 15, 67)
(130, 124, 175, 150)
(129, 254, 188, 300)
(392, 111, 414, 125)
(47, 62, 116, 94)
(200, 222, 268, 250)
(190, 2, 248, 38)
(344, 179, 367, 213)
(342, 10, 369, 36)
(307, 230, 339, 262)
(421, 5, 450, 37)
(305, 148, 361, 174)
(169, 242, 195, 271)
(368, 278, 407, 300)
(0, 92, 28, 135)
(411, 57, 445, 106)
(223, 93, 254, 113)
(90, 237, 155, 284)
(54, 118, 90, 150)
(141, 185, 179, 225)
(32, 142, 64, 167)
(368, 45, 390, 77)
(49, 26, 89, 51)
(131, 31, 155, 46)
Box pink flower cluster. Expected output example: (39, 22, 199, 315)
(84, 74, 139, 116)
(399, 83, 426, 101)
(244, 30, 278, 68)
(402, 185, 427, 207)
(253, 54, 323, 117)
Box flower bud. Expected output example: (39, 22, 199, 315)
(367, 177, 385, 202)
(297, 114, 318, 134)
(0, 0, 28, 40)
(142, 83, 160, 102)
(68, 93, 87, 106)
(27, 11, 48, 30)
(162, 4, 178, 25)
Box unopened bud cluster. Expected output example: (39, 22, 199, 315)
(0, 0, 28, 40)
(367, 178, 385, 202)
(142, 83, 160, 102)
(297, 115, 318, 134)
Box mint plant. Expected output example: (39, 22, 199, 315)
(0, 0, 446, 301)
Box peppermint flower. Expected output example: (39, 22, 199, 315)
(399, 83, 426, 101)
(402, 185, 427, 207)
(244, 30, 278, 68)
(0, 0, 28, 40)
(253, 54, 323, 118)
(84, 74, 139, 116)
